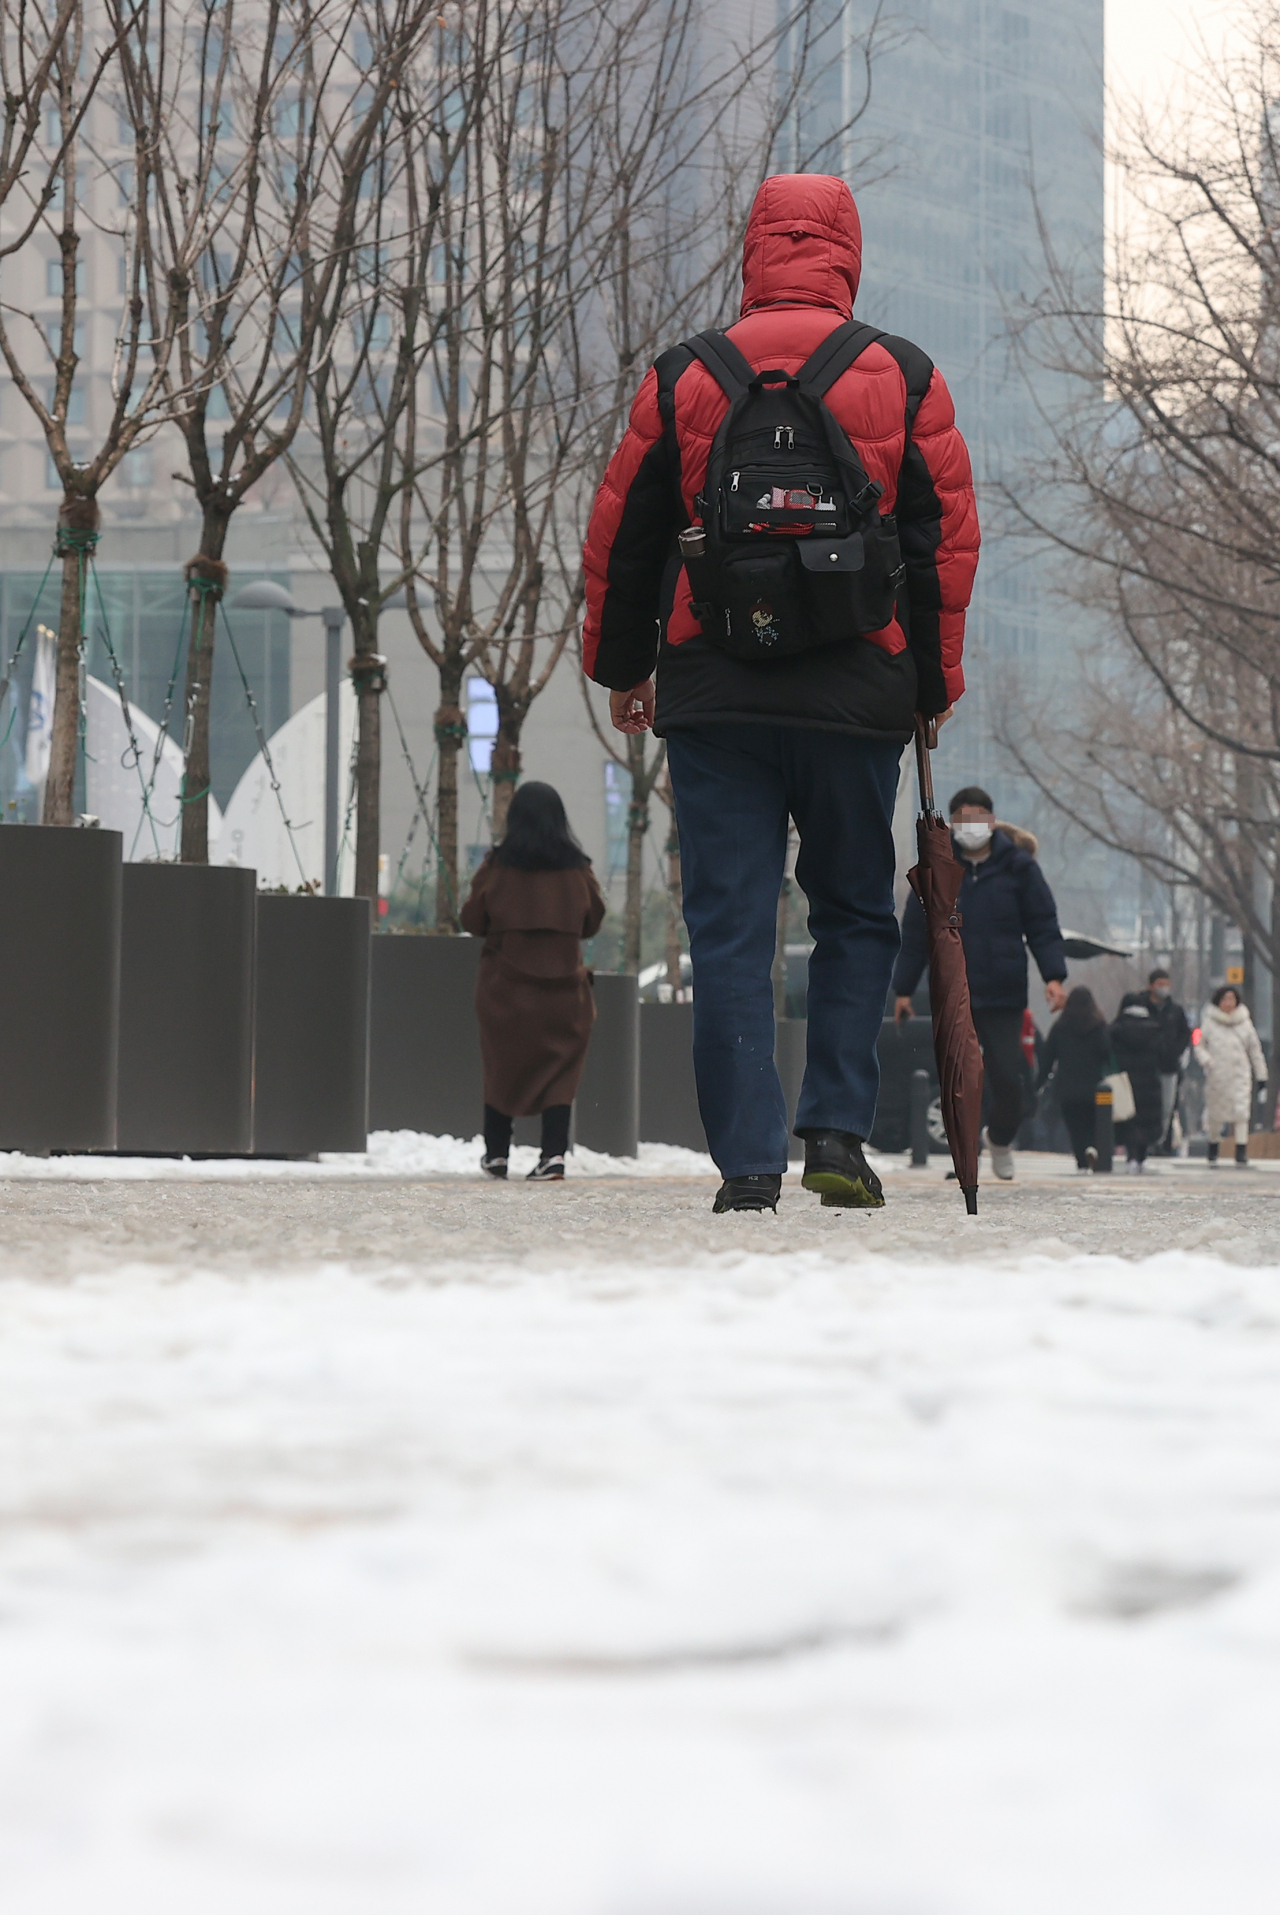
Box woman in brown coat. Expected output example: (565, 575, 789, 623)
(460, 782, 606, 1180)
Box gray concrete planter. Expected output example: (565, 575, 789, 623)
(576, 972, 640, 1157)
(117, 863, 257, 1155)
(639, 1002, 705, 1152)
(254, 895, 371, 1157)
(369, 934, 483, 1138)
(0, 825, 122, 1152)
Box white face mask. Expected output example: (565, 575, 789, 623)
(953, 822, 993, 850)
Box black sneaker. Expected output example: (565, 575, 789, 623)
(527, 1154, 566, 1181)
(480, 1154, 508, 1179)
(799, 1131, 884, 1209)
(712, 1174, 782, 1213)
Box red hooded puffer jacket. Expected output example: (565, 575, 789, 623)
(582, 175, 979, 739)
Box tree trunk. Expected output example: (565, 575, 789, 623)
(42, 497, 102, 827)
(349, 602, 385, 903)
(180, 527, 231, 865)
(772, 823, 800, 1019)
(490, 730, 521, 837)
(622, 734, 649, 975)
(664, 806, 683, 998)
(434, 665, 466, 931)
(1270, 879, 1280, 1128)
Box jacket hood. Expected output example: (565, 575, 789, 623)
(994, 820, 1038, 855)
(1204, 1001, 1252, 1028)
(740, 174, 862, 318)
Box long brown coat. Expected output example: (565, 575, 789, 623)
(460, 858, 606, 1116)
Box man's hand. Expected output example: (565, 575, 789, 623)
(1046, 979, 1067, 1013)
(933, 706, 954, 730)
(609, 679, 655, 734)
(894, 995, 913, 1025)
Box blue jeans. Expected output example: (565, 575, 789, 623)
(665, 725, 903, 1176)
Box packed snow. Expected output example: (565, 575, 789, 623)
(0, 1129, 721, 1180)
(0, 1211, 1278, 1912)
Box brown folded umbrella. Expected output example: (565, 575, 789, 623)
(906, 716, 983, 1214)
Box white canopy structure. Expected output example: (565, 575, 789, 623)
(213, 683, 358, 892)
(84, 675, 222, 861)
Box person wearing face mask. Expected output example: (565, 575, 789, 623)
(1140, 967, 1191, 1152)
(891, 785, 1067, 1180)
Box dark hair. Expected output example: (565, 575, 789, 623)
(1211, 983, 1243, 1008)
(949, 785, 993, 816)
(1061, 985, 1105, 1030)
(492, 781, 589, 871)
(1148, 968, 1171, 986)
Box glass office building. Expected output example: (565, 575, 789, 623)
(780, 0, 1106, 914)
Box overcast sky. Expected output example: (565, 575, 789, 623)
(1106, 0, 1247, 109)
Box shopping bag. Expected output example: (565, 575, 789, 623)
(1103, 1071, 1136, 1124)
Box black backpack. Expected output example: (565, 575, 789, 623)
(677, 319, 905, 661)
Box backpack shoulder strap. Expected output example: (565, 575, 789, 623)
(796, 320, 884, 397)
(871, 332, 936, 428)
(683, 329, 758, 400)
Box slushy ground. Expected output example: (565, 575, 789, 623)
(2, 1140, 1279, 1913)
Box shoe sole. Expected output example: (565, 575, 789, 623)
(802, 1169, 885, 1210)
(713, 1200, 778, 1213)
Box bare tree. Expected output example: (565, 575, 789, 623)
(115, 0, 429, 866)
(1004, 4, 1280, 1097)
(0, 0, 176, 826)
(287, 7, 480, 903)
(390, 0, 884, 929)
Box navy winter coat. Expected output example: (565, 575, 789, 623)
(892, 826, 1067, 1012)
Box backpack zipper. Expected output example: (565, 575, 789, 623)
(773, 426, 794, 449)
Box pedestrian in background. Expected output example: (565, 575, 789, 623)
(1110, 988, 1166, 1171)
(894, 789, 1066, 1182)
(1199, 984, 1267, 1167)
(1143, 968, 1191, 1152)
(1037, 986, 1111, 1171)
(460, 783, 605, 1182)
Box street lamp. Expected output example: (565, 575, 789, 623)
(229, 580, 407, 899)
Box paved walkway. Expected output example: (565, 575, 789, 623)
(1, 1153, 1276, 1277)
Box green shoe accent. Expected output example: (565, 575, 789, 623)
(801, 1169, 885, 1209)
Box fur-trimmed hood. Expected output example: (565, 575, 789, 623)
(993, 820, 1038, 855)
(1203, 1000, 1255, 1031)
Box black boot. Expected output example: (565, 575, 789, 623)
(1207, 1141, 1219, 1167)
(1236, 1142, 1251, 1167)
(799, 1130, 885, 1209)
(712, 1174, 782, 1214)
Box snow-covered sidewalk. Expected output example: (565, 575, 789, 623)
(1, 1174, 1278, 1911)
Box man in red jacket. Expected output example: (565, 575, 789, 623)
(582, 174, 979, 1213)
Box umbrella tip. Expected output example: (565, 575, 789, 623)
(963, 1186, 979, 1216)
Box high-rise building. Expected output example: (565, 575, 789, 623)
(781, 0, 1108, 928)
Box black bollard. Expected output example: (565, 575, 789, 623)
(910, 1068, 931, 1167)
(1093, 1084, 1113, 1173)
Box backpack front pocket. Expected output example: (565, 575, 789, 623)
(716, 545, 808, 657)
(798, 530, 897, 640)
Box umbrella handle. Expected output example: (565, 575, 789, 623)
(914, 714, 940, 817)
